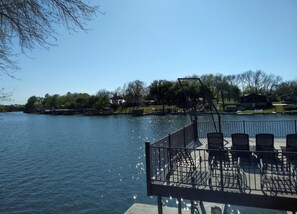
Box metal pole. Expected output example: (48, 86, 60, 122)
(145, 142, 152, 196)
(190, 200, 194, 214)
(183, 126, 186, 148)
(218, 115, 222, 133)
(168, 134, 172, 171)
(193, 119, 198, 142)
(219, 149, 224, 191)
(178, 198, 182, 214)
(157, 196, 163, 214)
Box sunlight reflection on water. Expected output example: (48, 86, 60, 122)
(0, 112, 294, 213)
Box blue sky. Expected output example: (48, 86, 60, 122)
(2, 0, 297, 104)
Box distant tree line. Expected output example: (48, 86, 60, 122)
(24, 70, 297, 113)
(0, 104, 24, 112)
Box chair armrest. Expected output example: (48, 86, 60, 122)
(258, 158, 264, 174)
(237, 156, 241, 166)
(209, 156, 215, 171)
(291, 164, 297, 178)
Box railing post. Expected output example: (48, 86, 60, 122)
(193, 119, 198, 141)
(218, 115, 222, 133)
(168, 134, 172, 171)
(183, 127, 187, 148)
(145, 142, 152, 196)
(219, 148, 224, 191)
(177, 197, 182, 214)
(191, 200, 194, 214)
(295, 120, 297, 134)
(243, 120, 246, 134)
(157, 196, 163, 214)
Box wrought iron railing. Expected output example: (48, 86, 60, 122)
(152, 122, 197, 148)
(145, 120, 297, 212)
(197, 120, 297, 138)
(148, 146, 297, 196)
(149, 122, 197, 179)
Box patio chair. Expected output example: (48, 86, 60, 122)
(259, 152, 297, 194)
(286, 134, 297, 150)
(207, 133, 241, 191)
(170, 147, 195, 169)
(231, 133, 250, 158)
(255, 134, 296, 193)
(255, 133, 275, 159)
(207, 132, 224, 157)
(167, 147, 201, 185)
(284, 134, 297, 163)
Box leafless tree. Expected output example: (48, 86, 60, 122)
(262, 74, 282, 95)
(0, 88, 13, 101)
(240, 70, 282, 95)
(225, 74, 241, 87)
(0, 0, 98, 76)
(125, 80, 146, 106)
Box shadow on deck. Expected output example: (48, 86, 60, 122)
(145, 121, 297, 213)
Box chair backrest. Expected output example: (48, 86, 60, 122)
(286, 134, 297, 151)
(231, 133, 249, 151)
(256, 133, 274, 151)
(207, 132, 224, 150)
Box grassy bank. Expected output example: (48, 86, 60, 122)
(114, 104, 297, 115)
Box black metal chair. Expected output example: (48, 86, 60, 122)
(255, 133, 297, 194)
(258, 152, 297, 194)
(256, 133, 275, 159)
(207, 133, 241, 191)
(207, 132, 224, 157)
(284, 134, 297, 164)
(167, 147, 201, 185)
(231, 133, 250, 158)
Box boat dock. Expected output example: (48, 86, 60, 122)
(125, 202, 225, 214)
(145, 120, 297, 213)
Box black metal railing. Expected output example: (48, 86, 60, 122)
(147, 146, 297, 196)
(145, 120, 297, 212)
(197, 120, 297, 138)
(152, 122, 197, 148)
(149, 122, 197, 180)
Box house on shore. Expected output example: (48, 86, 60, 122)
(281, 94, 297, 104)
(240, 93, 269, 109)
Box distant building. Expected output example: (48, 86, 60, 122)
(281, 94, 297, 104)
(102, 107, 114, 115)
(240, 93, 268, 109)
(144, 100, 156, 106)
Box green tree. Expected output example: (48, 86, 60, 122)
(76, 93, 91, 109)
(24, 96, 38, 112)
(274, 80, 297, 100)
(124, 80, 146, 107)
(149, 80, 173, 113)
(43, 94, 59, 109)
(93, 90, 110, 111)
(24, 96, 43, 112)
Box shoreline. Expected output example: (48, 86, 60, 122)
(5, 110, 296, 116)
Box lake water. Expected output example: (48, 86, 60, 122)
(0, 112, 296, 213)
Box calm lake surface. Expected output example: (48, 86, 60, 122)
(0, 112, 296, 213)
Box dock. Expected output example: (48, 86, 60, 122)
(145, 120, 297, 213)
(125, 202, 225, 214)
